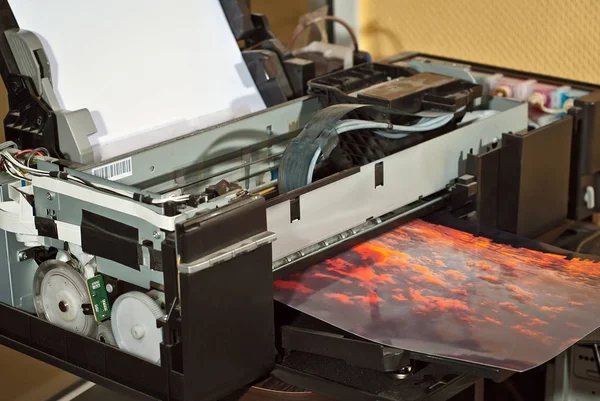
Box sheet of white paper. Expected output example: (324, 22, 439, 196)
(9, 0, 266, 161)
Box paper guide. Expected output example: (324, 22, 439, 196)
(8, 0, 266, 161)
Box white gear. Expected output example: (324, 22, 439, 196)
(111, 291, 164, 364)
(33, 259, 95, 336)
(95, 321, 117, 346)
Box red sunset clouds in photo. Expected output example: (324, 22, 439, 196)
(274, 219, 600, 371)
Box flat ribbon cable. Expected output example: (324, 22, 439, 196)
(277, 104, 455, 193)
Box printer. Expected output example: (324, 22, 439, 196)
(0, 1, 599, 401)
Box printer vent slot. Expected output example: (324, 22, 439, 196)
(375, 161, 384, 187)
(290, 197, 301, 222)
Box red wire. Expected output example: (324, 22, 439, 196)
(14, 149, 32, 158)
(14, 150, 43, 158)
(2, 150, 43, 173)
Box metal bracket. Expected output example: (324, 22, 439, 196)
(178, 231, 277, 274)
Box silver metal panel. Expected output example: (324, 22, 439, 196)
(5, 233, 37, 312)
(32, 185, 167, 289)
(0, 231, 12, 307)
(0, 184, 12, 306)
(31, 177, 242, 288)
(0, 184, 37, 312)
(273, 196, 444, 271)
(80, 96, 322, 189)
(267, 98, 528, 261)
(96, 256, 164, 289)
(178, 231, 276, 274)
(0, 231, 38, 312)
(33, 188, 163, 245)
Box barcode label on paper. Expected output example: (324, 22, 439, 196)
(91, 157, 133, 181)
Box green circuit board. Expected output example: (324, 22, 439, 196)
(86, 275, 111, 322)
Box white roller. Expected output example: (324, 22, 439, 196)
(111, 291, 164, 364)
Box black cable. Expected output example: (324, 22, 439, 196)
(66, 174, 185, 206)
(59, 173, 137, 200)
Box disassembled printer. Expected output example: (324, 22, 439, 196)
(1, 2, 600, 401)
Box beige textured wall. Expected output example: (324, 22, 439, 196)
(252, 0, 310, 43)
(360, 0, 600, 85)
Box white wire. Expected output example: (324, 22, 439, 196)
(4, 165, 26, 182)
(2, 151, 136, 198)
(336, 115, 448, 131)
(306, 147, 322, 185)
(152, 195, 190, 204)
(335, 113, 455, 136)
(336, 114, 452, 130)
(88, 181, 136, 198)
(373, 131, 410, 139)
(1, 156, 30, 181)
(0, 150, 193, 205)
(1, 151, 49, 176)
(335, 107, 474, 139)
(0, 151, 50, 176)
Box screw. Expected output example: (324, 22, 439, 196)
(17, 251, 27, 261)
(153, 231, 161, 239)
(36, 116, 43, 126)
(105, 283, 114, 293)
(391, 365, 414, 380)
(46, 192, 54, 200)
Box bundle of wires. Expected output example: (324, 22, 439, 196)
(278, 107, 466, 193)
(300, 113, 458, 187)
(0, 149, 189, 206)
(334, 112, 457, 139)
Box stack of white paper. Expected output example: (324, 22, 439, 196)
(9, 0, 266, 160)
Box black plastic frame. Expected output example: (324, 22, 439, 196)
(0, 46, 598, 401)
(273, 360, 479, 401)
(387, 52, 600, 225)
(279, 315, 514, 383)
(0, 303, 167, 401)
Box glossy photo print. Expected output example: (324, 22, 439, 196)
(273, 214, 600, 371)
